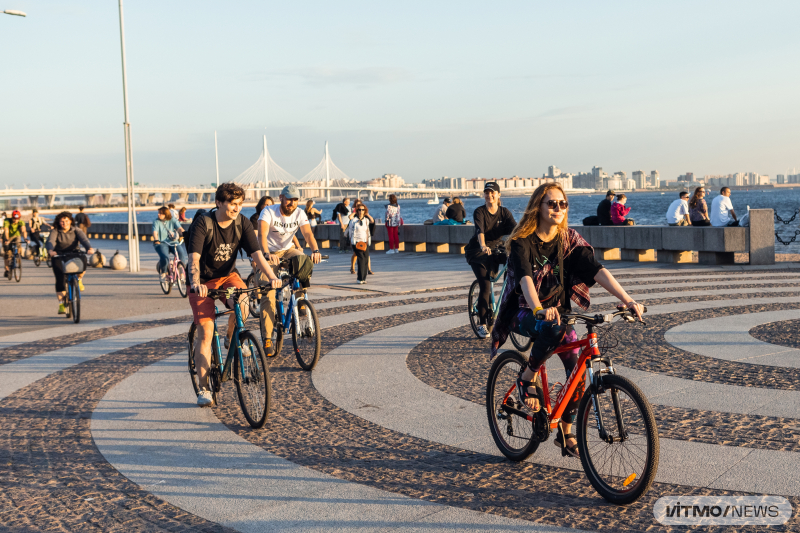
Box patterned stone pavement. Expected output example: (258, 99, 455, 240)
(3, 264, 800, 531)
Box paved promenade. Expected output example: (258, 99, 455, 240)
(2, 240, 800, 532)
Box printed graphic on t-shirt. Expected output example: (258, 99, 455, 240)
(214, 243, 234, 263)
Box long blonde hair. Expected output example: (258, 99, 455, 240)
(506, 183, 569, 252)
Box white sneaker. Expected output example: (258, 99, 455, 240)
(197, 388, 213, 407)
(386, 249, 394, 254)
(476, 325, 490, 339)
(359, 280, 366, 284)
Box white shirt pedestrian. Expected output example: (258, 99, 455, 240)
(710, 195, 735, 226)
(666, 197, 690, 225)
(257, 204, 309, 252)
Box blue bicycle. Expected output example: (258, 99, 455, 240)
(54, 252, 86, 323)
(188, 286, 271, 428)
(259, 255, 327, 371)
(467, 248, 532, 351)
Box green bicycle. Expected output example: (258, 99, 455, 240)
(188, 286, 271, 428)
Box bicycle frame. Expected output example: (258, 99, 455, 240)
(502, 328, 616, 433)
(275, 277, 305, 333)
(212, 293, 262, 384)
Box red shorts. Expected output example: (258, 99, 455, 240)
(189, 273, 246, 325)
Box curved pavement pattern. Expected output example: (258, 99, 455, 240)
(3, 266, 800, 531)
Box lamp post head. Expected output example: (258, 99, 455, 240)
(3, 10, 27, 16)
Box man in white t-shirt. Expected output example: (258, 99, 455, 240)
(257, 184, 322, 353)
(710, 187, 739, 227)
(666, 191, 691, 226)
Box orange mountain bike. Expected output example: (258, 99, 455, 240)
(486, 306, 659, 505)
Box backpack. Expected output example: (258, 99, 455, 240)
(185, 208, 243, 255)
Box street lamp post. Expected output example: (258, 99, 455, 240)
(117, 0, 140, 272)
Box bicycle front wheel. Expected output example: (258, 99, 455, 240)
(70, 277, 81, 323)
(467, 280, 482, 338)
(486, 350, 540, 461)
(14, 256, 21, 282)
(33, 251, 41, 267)
(292, 299, 321, 371)
(510, 331, 532, 352)
(188, 323, 201, 396)
(176, 261, 188, 298)
(234, 330, 271, 428)
(577, 374, 659, 505)
(160, 270, 172, 294)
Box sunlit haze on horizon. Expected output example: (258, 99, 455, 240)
(2, 0, 800, 187)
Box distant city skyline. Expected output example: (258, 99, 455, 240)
(2, 1, 800, 187)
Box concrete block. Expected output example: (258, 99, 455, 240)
(698, 251, 736, 265)
(371, 241, 385, 251)
(571, 226, 592, 243)
(587, 227, 626, 249)
(662, 227, 703, 251)
(427, 243, 449, 253)
(623, 226, 662, 250)
(448, 243, 466, 254)
(621, 249, 657, 262)
(405, 242, 425, 252)
(318, 240, 330, 249)
(401, 225, 426, 243)
(426, 225, 450, 244)
(596, 248, 621, 261)
(657, 250, 694, 263)
(449, 224, 474, 244)
(372, 225, 387, 242)
(749, 209, 775, 265)
(701, 227, 747, 252)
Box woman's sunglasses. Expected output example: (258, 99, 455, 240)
(543, 200, 569, 210)
(356, 208, 366, 212)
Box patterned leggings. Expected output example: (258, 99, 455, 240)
(515, 309, 584, 424)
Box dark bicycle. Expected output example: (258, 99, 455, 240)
(258, 255, 327, 371)
(188, 286, 271, 428)
(5, 240, 24, 282)
(53, 252, 86, 323)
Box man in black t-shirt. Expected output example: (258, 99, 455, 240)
(187, 182, 281, 407)
(596, 190, 614, 226)
(331, 198, 351, 252)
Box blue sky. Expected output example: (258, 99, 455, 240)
(2, 1, 800, 187)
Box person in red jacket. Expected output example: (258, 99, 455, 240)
(610, 194, 634, 225)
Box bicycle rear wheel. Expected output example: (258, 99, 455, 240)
(176, 261, 188, 298)
(70, 277, 80, 323)
(188, 323, 201, 396)
(13, 256, 21, 282)
(292, 299, 321, 371)
(33, 251, 41, 267)
(486, 350, 541, 461)
(234, 330, 271, 428)
(577, 374, 659, 505)
(160, 269, 172, 294)
(467, 280, 483, 338)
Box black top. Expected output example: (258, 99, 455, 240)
(75, 212, 90, 226)
(46, 227, 91, 254)
(331, 203, 350, 222)
(249, 211, 261, 229)
(465, 206, 516, 262)
(509, 233, 602, 311)
(445, 203, 466, 223)
(187, 214, 259, 283)
(597, 199, 613, 225)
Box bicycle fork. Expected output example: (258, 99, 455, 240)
(585, 358, 628, 444)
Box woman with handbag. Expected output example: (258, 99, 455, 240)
(347, 204, 372, 284)
(349, 201, 375, 275)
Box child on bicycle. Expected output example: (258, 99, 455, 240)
(491, 183, 643, 458)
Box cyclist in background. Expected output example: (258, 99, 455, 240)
(258, 184, 322, 354)
(46, 211, 93, 314)
(152, 206, 187, 282)
(3, 210, 28, 279)
(29, 209, 52, 258)
(464, 182, 516, 338)
(491, 182, 642, 458)
(187, 182, 280, 407)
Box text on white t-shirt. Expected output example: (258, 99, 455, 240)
(257, 204, 309, 252)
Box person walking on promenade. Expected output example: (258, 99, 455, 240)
(465, 181, 516, 338)
(74, 206, 91, 234)
(611, 194, 634, 225)
(689, 187, 711, 226)
(596, 190, 614, 225)
(178, 207, 188, 222)
(666, 191, 691, 226)
(168, 203, 179, 220)
(710, 187, 739, 227)
(46, 211, 93, 313)
(347, 204, 372, 284)
(432, 197, 451, 222)
(385, 194, 401, 254)
(152, 206, 187, 282)
(446, 197, 467, 223)
(491, 182, 643, 458)
(332, 197, 351, 253)
(349, 201, 375, 275)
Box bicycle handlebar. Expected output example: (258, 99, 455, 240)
(189, 286, 262, 298)
(563, 306, 648, 326)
